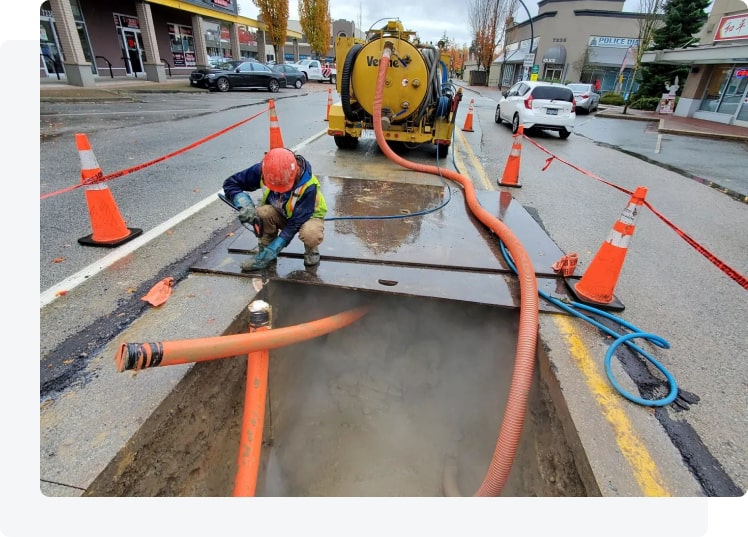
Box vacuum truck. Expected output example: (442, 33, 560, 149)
(327, 19, 463, 158)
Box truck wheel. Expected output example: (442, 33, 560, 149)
(334, 135, 358, 149)
(329, 73, 337, 85)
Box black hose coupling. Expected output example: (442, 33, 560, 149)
(116, 341, 164, 372)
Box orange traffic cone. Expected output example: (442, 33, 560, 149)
(498, 126, 523, 187)
(76, 133, 142, 248)
(324, 87, 332, 121)
(461, 99, 475, 132)
(571, 186, 648, 307)
(268, 99, 285, 150)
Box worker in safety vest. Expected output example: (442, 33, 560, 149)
(222, 147, 327, 271)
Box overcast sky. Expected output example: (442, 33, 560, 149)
(238, 0, 645, 47)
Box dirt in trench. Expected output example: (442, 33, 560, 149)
(84, 282, 586, 497)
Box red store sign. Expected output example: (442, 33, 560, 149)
(714, 13, 748, 41)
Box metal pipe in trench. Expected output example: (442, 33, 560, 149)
(115, 305, 369, 372)
(373, 44, 540, 497)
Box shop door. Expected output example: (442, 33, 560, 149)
(121, 28, 145, 75)
(733, 75, 748, 127)
(40, 18, 63, 76)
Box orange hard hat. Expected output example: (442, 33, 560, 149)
(261, 148, 297, 192)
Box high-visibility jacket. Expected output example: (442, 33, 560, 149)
(222, 154, 326, 245)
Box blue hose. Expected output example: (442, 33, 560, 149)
(498, 241, 678, 407)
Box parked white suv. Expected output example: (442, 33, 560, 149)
(495, 81, 576, 139)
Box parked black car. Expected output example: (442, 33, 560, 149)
(189, 60, 285, 93)
(270, 63, 305, 89)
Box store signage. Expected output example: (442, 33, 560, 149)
(714, 13, 748, 41)
(588, 36, 640, 48)
(114, 14, 139, 29)
(736, 68, 748, 78)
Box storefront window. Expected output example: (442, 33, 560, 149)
(238, 24, 258, 59)
(40, 1, 95, 75)
(76, 22, 94, 65)
(717, 67, 748, 115)
(40, 17, 62, 75)
(169, 24, 195, 67)
(71, 0, 95, 73)
(543, 64, 563, 82)
(204, 20, 232, 60)
(40, 2, 63, 75)
(699, 65, 731, 113)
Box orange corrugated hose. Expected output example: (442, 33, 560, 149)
(374, 44, 539, 496)
(233, 323, 269, 497)
(115, 306, 369, 372)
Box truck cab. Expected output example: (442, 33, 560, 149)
(292, 59, 336, 84)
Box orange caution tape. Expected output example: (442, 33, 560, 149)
(141, 277, 175, 307)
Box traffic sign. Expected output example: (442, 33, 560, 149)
(523, 54, 534, 67)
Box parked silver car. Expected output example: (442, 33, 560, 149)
(495, 81, 576, 139)
(566, 83, 600, 114)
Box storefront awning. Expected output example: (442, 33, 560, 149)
(541, 45, 566, 65)
(589, 47, 630, 68)
(641, 43, 748, 65)
(494, 47, 533, 64)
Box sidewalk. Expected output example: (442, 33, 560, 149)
(595, 105, 748, 142)
(40, 75, 201, 101)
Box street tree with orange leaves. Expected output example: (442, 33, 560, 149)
(468, 0, 514, 82)
(299, 0, 332, 60)
(253, 0, 289, 63)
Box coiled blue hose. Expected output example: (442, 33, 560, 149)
(499, 240, 678, 407)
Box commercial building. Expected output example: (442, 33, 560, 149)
(40, 0, 304, 86)
(491, 0, 652, 95)
(640, 0, 748, 126)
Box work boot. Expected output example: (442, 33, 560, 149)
(240, 254, 278, 272)
(240, 256, 259, 272)
(240, 243, 272, 272)
(304, 246, 320, 266)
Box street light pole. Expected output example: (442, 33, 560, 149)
(516, 0, 534, 81)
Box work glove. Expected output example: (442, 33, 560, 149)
(245, 236, 287, 271)
(233, 192, 263, 237)
(233, 193, 256, 223)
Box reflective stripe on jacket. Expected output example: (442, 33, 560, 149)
(261, 174, 327, 219)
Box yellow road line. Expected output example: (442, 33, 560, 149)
(455, 118, 670, 496)
(554, 315, 670, 496)
(454, 129, 493, 190)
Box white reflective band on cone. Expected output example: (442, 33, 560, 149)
(79, 150, 100, 171)
(606, 229, 631, 249)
